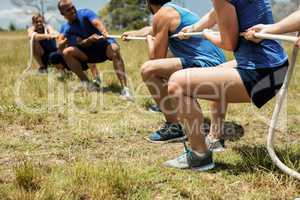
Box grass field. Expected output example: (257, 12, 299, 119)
(0, 31, 299, 200)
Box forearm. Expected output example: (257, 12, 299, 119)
(266, 10, 300, 34)
(147, 38, 155, 59)
(79, 38, 92, 47)
(137, 26, 153, 36)
(192, 9, 217, 32)
(95, 20, 108, 35)
(30, 33, 49, 41)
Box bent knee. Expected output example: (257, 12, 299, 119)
(108, 44, 120, 58)
(63, 47, 76, 57)
(110, 43, 120, 52)
(140, 61, 157, 80)
(168, 72, 185, 96)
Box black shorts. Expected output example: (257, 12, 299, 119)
(49, 51, 89, 71)
(236, 60, 289, 108)
(76, 40, 110, 63)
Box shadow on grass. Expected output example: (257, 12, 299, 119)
(202, 118, 245, 142)
(102, 82, 122, 94)
(212, 145, 300, 176)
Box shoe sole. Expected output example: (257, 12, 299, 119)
(163, 162, 215, 171)
(211, 147, 226, 153)
(148, 109, 162, 113)
(192, 163, 215, 171)
(119, 95, 135, 102)
(145, 135, 187, 144)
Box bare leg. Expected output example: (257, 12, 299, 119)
(209, 60, 236, 139)
(168, 61, 251, 153)
(89, 64, 100, 80)
(33, 40, 45, 68)
(141, 58, 182, 123)
(63, 47, 89, 82)
(106, 44, 127, 88)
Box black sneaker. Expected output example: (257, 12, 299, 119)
(146, 122, 186, 144)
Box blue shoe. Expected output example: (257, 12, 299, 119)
(164, 142, 215, 171)
(146, 122, 186, 144)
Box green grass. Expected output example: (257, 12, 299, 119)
(0, 31, 299, 199)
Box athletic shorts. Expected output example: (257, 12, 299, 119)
(236, 60, 289, 108)
(180, 57, 215, 69)
(76, 40, 111, 63)
(49, 51, 89, 71)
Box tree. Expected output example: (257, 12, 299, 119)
(10, 0, 57, 17)
(9, 22, 17, 31)
(10, 0, 63, 26)
(99, 0, 150, 30)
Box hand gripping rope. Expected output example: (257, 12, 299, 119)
(26, 30, 300, 179)
(112, 31, 300, 180)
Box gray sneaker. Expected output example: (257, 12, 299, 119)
(164, 143, 215, 171)
(206, 136, 225, 152)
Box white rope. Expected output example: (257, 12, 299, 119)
(266, 32, 300, 180)
(109, 31, 299, 43)
(25, 32, 37, 72)
(108, 34, 147, 40)
(23, 29, 300, 179)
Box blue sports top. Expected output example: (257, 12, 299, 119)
(60, 23, 77, 46)
(229, 0, 288, 69)
(60, 8, 116, 45)
(163, 3, 226, 67)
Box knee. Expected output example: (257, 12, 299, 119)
(63, 47, 76, 58)
(109, 44, 120, 59)
(168, 72, 185, 97)
(140, 61, 156, 80)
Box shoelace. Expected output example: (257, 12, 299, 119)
(159, 124, 180, 136)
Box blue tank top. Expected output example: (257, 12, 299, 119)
(163, 3, 226, 67)
(229, 0, 288, 69)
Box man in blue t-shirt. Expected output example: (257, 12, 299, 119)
(57, 0, 133, 100)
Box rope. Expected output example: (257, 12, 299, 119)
(23, 29, 300, 179)
(25, 32, 37, 72)
(113, 30, 300, 180)
(108, 31, 298, 43)
(266, 32, 300, 180)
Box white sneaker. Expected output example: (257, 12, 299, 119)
(120, 87, 134, 101)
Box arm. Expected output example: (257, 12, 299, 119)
(264, 10, 300, 34)
(27, 26, 54, 41)
(47, 25, 60, 37)
(205, 0, 239, 51)
(192, 9, 217, 32)
(122, 26, 153, 38)
(244, 9, 300, 43)
(148, 12, 170, 59)
(57, 34, 68, 51)
(91, 18, 109, 38)
(178, 9, 217, 40)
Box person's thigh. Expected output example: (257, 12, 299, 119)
(168, 61, 251, 103)
(65, 46, 89, 62)
(142, 58, 183, 80)
(106, 42, 119, 60)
